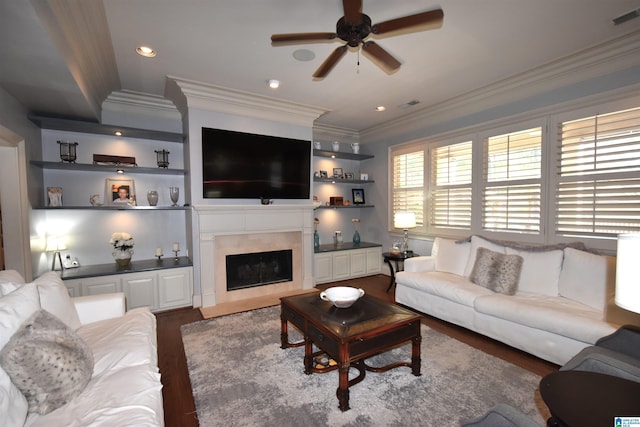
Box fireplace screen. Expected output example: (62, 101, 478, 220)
(226, 249, 293, 291)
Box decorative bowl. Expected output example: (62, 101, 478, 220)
(320, 286, 365, 308)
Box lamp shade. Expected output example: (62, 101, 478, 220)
(394, 212, 416, 229)
(615, 233, 640, 314)
(45, 237, 67, 252)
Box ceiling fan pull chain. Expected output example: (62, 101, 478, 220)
(357, 48, 360, 74)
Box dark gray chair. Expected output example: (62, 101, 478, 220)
(460, 403, 541, 427)
(560, 324, 640, 383)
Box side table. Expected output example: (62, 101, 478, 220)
(382, 251, 418, 292)
(539, 370, 640, 427)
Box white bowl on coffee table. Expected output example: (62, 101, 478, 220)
(320, 286, 365, 308)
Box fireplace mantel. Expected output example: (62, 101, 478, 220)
(194, 204, 315, 307)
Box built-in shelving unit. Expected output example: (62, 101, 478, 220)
(313, 149, 374, 161)
(316, 204, 374, 209)
(31, 160, 185, 176)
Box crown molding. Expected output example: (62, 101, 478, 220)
(312, 123, 360, 143)
(361, 29, 640, 144)
(165, 75, 329, 127)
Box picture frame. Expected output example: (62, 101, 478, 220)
(333, 167, 344, 179)
(319, 170, 328, 178)
(47, 187, 63, 207)
(105, 178, 136, 206)
(344, 172, 354, 180)
(352, 188, 365, 205)
(360, 173, 369, 181)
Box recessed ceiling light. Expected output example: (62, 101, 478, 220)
(375, 106, 386, 112)
(136, 46, 156, 57)
(293, 49, 316, 62)
(114, 131, 123, 136)
(268, 79, 280, 89)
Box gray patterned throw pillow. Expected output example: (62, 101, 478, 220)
(0, 309, 94, 414)
(470, 247, 523, 295)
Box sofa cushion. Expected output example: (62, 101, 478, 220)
(395, 271, 495, 307)
(463, 236, 506, 277)
(34, 272, 82, 330)
(77, 307, 158, 377)
(558, 248, 615, 312)
(433, 237, 470, 276)
(0, 282, 40, 350)
(0, 310, 93, 415)
(0, 367, 28, 427)
(505, 247, 563, 296)
(474, 293, 616, 343)
(470, 248, 523, 295)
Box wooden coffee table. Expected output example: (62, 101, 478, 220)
(280, 292, 422, 411)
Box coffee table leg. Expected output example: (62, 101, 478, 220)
(337, 360, 350, 411)
(411, 333, 422, 376)
(280, 315, 289, 349)
(304, 337, 313, 375)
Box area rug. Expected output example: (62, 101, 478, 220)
(181, 306, 550, 426)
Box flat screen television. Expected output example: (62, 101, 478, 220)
(201, 127, 311, 199)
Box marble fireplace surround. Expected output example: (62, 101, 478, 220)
(195, 205, 315, 307)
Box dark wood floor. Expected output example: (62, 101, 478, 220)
(155, 274, 559, 427)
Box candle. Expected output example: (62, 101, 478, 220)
(172, 242, 180, 252)
(155, 246, 163, 257)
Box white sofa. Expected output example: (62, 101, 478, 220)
(0, 270, 163, 426)
(395, 236, 640, 366)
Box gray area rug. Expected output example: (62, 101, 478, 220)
(181, 306, 549, 426)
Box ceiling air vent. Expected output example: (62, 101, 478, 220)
(613, 8, 640, 25)
(399, 99, 421, 109)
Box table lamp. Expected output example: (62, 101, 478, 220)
(615, 233, 640, 314)
(46, 236, 67, 271)
(394, 212, 416, 254)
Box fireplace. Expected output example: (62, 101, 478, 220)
(226, 249, 293, 291)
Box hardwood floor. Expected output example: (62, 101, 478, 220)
(155, 274, 558, 427)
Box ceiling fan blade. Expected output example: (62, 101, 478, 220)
(372, 9, 444, 35)
(342, 0, 363, 24)
(271, 32, 337, 45)
(362, 41, 401, 73)
(313, 45, 348, 79)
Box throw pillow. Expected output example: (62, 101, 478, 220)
(470, 248, 523, 295)
(505, 247, 563, 296)
(433, 237, 470, 276)
(0, 309, 94, 415)
(463, 236, 507, 277)
(35, 271, 82, 330)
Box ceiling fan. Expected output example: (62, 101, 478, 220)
(271, 0, 444, 79)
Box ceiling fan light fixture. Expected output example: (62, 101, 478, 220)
(136, 46, 156, 57)
(267, 79, 280, 89)
(292, 49, 316, 62)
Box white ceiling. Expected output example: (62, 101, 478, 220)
(1, 1, 640, 132)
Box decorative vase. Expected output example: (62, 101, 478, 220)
(352, 229, 361, 244)
(332, 141, 340, 152)
(314, 230, 320, 250)
(113, 248, 133, 267)
(147, 190, 159, 206)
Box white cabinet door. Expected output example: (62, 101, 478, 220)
(350, 250, 366, 276)
(366, 248, 382, 274)
(81, 276, 121, 295)
(122, 272, 157, 310)
(314, 253, 333, 284)
(62, 279, 82, 297)
(332, 252, 350, 280)
(158, 267, 193, 310)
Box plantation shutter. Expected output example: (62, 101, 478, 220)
(391, 148, 424, 228)
(556, 106, 640, 237)
(430, 141, 472, 229)
(482, 127, 542, 233)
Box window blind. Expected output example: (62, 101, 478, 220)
(556, 106, 640, 237)
(483, 127, 542, 233)
(430, 141, 472, 229)
(392, 149, 424, 228)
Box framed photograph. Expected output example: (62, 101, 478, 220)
(344, 172, 354, 180)
(106, 178, 136, 206)
(333, 167, 344, 179)
(47, 187, 63, 207)
(360, 173, 369, 181)
(352, 188, 365, 205)
(319, 170, 328, 178)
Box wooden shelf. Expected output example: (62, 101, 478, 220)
(31, 160, 185, 176)
(313, 149, 374, 161)
(314, 177, 374, 184)
(33, 205, 190, 211)
(29, 115, 184, 143)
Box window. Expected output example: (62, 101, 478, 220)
(482, 127, 542, 233)
(391, 146, 424, 229)
(556, 106, 640, 237)
(430, 141, 472, 230)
